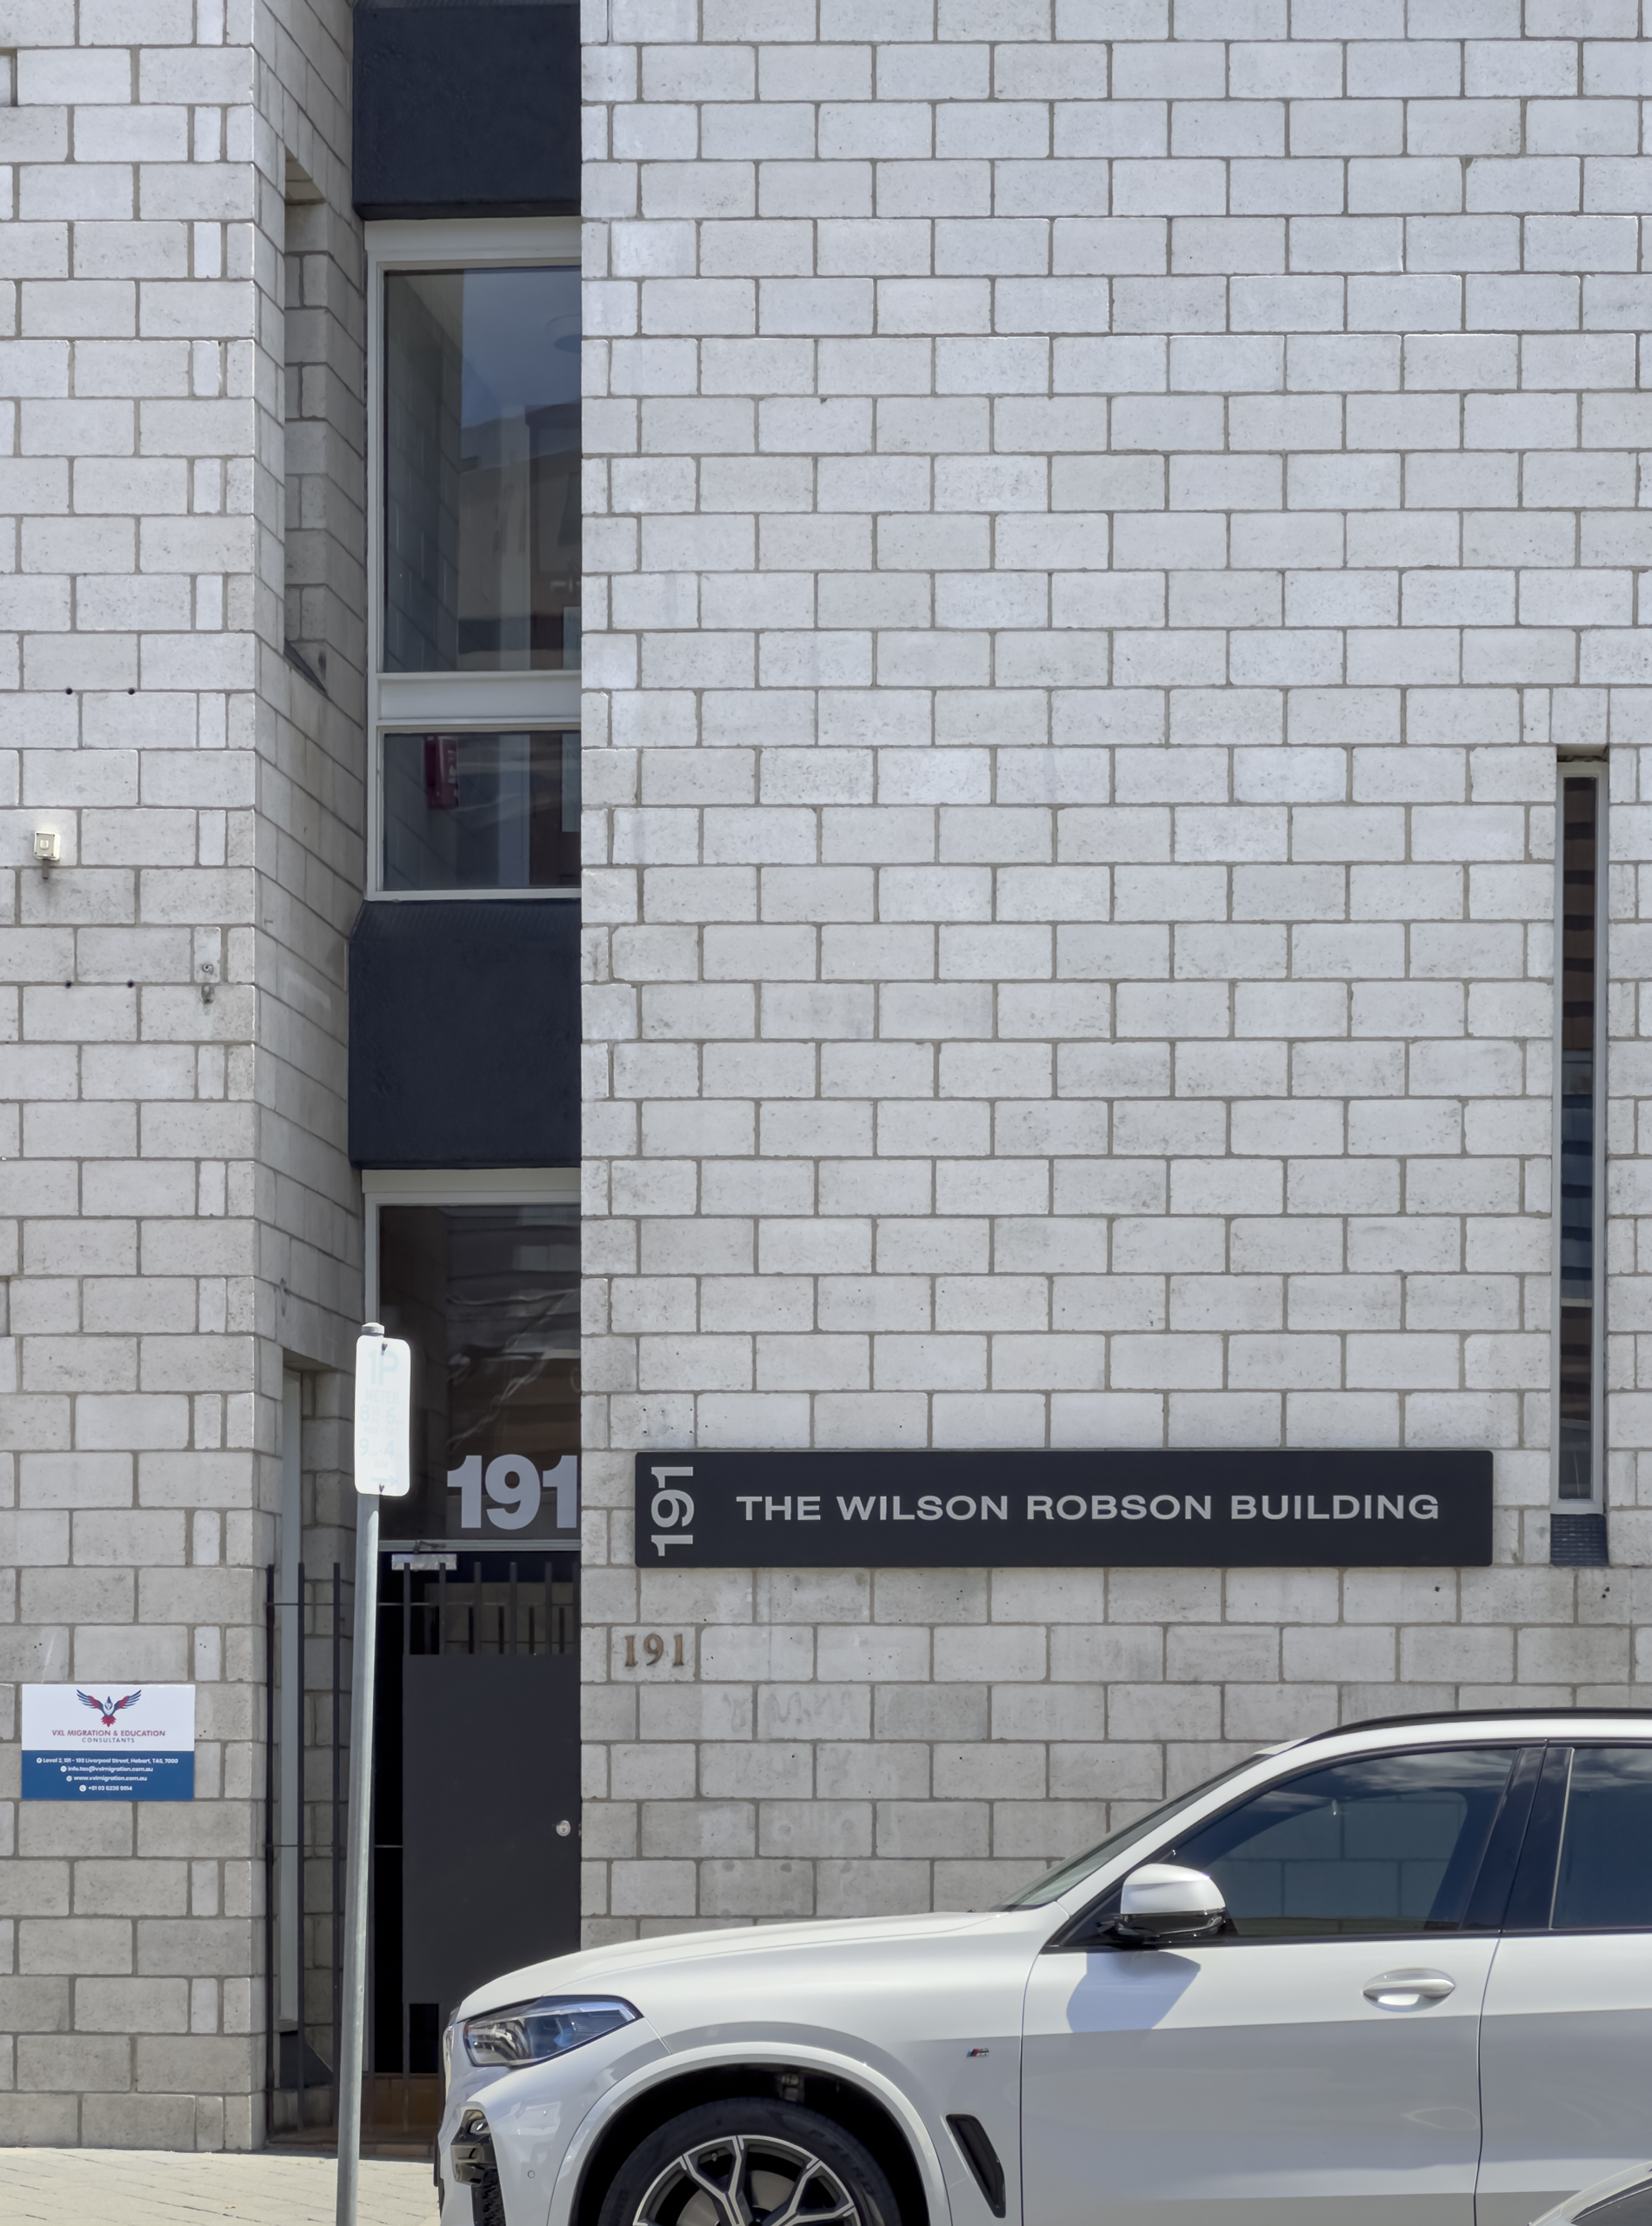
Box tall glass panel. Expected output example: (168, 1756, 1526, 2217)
(1556, 774, 1602, 1503)
(382, 730, 580, 891)
(376, 1204, 579, 1541)
(383, 265, 580, 672)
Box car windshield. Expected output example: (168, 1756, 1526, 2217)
(997, 1756, 1268, 1908)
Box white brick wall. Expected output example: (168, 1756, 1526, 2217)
(0, 0, 363, 2148)
(578, 0, 1652, 1939)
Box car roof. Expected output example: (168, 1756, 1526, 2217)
(1302, 1707, 1652, 1742)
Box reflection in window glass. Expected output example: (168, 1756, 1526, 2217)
(1557, 773, 1602, 1501)
(383, 730, 579, 890)
(1553, 1748, 1652, 1929)
(384, 265, 580, 673)
(377, 1204, 579, 1543)
(1163, 1749, 1514, 1938)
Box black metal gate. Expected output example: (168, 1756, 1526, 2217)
(369, 1549, 581, 2141)
(263, 1563, 348, 2141)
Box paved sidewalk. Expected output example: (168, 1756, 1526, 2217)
(0, 2147, 440, 2225)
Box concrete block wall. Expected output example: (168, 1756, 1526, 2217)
(0, 0, 363, 2147)
(577, 0, 1652, 1937)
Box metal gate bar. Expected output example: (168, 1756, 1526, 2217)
(263, 1562, 350, 2137)
(262, 1567, 274, 2143)
(331, 1557, 343, 2128)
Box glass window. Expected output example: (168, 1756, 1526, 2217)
(1552, 1747, 1652, 1929)
(1556, 770, 1602, 1503)
(376, 1203, 579, 1543)
(382, 730, 579, 892)
(1161, 1748, 1515, 1939)
(383, 265, 580, 673)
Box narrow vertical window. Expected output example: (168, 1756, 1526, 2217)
(365, 225, 581, 903)
(1553, 766, 1607, 1559)
(283, 157, 328, 693)
(383, 264, 582, 674)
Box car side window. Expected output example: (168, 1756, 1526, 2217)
(1161, 1747, 1517, 1941)
(1552, 1746, 1652, 1930)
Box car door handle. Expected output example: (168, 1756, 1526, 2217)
(1363, 1969, 1455, 2009)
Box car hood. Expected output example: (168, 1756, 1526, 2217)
(456, 1908, 998, 2021)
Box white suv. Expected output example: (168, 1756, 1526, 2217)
(436, 1711, 1652, 2226)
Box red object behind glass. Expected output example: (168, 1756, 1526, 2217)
(423, 736, 460, 810)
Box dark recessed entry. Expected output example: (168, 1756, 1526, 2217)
(353, 1, 579, 219)
(348, 899, 578, 1168)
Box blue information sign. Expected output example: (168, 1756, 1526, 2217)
(21, 1684, 197, 1801)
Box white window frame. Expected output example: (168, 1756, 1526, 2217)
(364, 217, 582, 902)
(1550, 758, 1608, 1516)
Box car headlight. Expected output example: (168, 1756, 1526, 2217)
(461, 1995, 640, 2069)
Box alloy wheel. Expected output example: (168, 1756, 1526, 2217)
(635, 2133, 863, 2226)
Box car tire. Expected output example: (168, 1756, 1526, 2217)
(598, 2098, 902, 2226)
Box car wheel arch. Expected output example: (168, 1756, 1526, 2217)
(561, 2049, 949, 2226)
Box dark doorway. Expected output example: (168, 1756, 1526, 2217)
(369, 1550, 579, 2140)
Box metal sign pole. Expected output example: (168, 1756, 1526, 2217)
(336, 1323, 410, 2226)
(335, 1490, 378, 2226)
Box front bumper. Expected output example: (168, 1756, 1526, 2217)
(436, 2015, 669, 2226)
(450, 2108, 507, 2226)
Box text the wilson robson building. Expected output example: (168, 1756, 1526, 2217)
(630, 1453, 1494, 1568)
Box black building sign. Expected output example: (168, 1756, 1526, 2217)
(633, 1451, 1493, 1570)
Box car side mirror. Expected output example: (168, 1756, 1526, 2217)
(1115, 1863, 1227, 1945)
